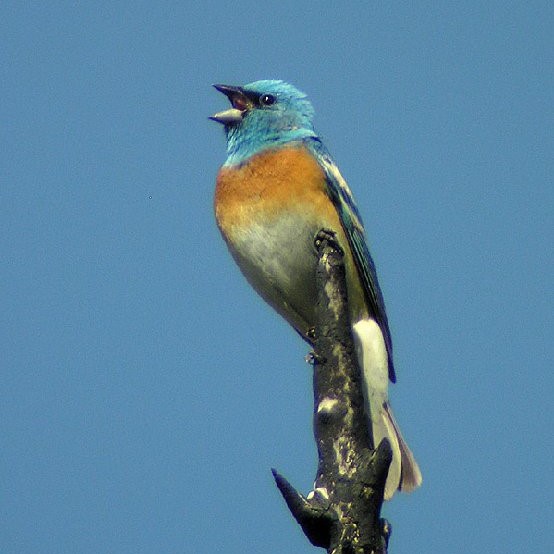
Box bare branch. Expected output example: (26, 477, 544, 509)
(273, 229, 392, 553)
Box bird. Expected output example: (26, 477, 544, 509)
(210, 80, 421, 499)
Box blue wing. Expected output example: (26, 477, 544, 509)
(307, 138, 396, 383)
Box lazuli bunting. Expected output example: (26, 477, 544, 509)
(211, 80, 421, 499)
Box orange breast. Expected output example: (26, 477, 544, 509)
(214, 145, 338, 235)
(214, 144, 368, 328)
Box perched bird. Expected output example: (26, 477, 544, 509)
(211, 80, 421, 499)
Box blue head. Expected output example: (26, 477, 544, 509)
(211, 80, 317, 165)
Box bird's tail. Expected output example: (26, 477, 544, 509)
(371, 399, 422, 499)
(352, 319, 422, 500)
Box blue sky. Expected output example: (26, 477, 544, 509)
(2, 2, 552, 553)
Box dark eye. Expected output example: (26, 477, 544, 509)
(259, 93, 276, 106)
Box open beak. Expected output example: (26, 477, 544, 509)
(210, 84, 251, 125)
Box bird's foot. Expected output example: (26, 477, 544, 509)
(313, 228, 343, 256)
(305, 350, 326, 365)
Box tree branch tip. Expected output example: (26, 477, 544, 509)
(271, 468, 304, 506)
(377, 437, 392, 455)
(272, 469, 335, 548)
(375, 438, 393, 466)
(381, 518, 392, 545)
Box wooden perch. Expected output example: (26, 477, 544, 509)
(272, 229, 393, 554)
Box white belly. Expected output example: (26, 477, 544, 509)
(225, 212, 321, 335)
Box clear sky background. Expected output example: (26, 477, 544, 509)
(2, 2, 553, 553)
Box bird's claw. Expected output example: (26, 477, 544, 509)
(305, 350, 326, 365)
(314, 229, 343, 256)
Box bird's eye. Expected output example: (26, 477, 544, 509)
(259, 93, 276, 106)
